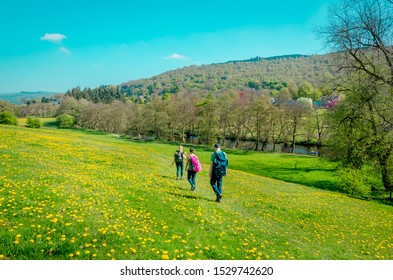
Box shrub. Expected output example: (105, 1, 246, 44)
(0, 111, 18, 126)
(337, 168, 371, 197)
(26, 117, 42, 128)
(56, 114, 75, 129)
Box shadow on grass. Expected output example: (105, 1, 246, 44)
(157, 175, 172, 180)
(168, 192, 213, 202)
(71, 128, 108, 135)
(42, 121, 58, 128)
(231, 165, 340, 192)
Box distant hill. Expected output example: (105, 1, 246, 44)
(65, 53, 339, 103)
(118, 53, 338, 101)
(0, 91, 58, 104)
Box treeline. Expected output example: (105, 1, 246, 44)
(0, 88, 331, 153)
(57, 89, 333, 153)
(0, 99, 58, 118)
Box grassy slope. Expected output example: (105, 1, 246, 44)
(0, 125, 392, 260)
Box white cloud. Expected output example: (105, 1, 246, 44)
(59, 47, 71, 55)
(163, 53, 189, 60)
(40, 33, 67, 43)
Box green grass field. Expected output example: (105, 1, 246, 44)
(1, 124, 392, 260)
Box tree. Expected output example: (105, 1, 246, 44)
(276, 87, 291, 104)
(0, 111, 18, 126)
(318, 0, 393, 88)
(215, 90, 236, 146)
(246, 94, 272, 151)
(101, 101, 129, 134)
(196, 95, 219, 144)
(283, 101, 308, 153)
(26, 117, 42, 128)
(287, 80, 299, 98)
(297, 81, 314, 99)
(215, 90, 249, 147)
(314, 109, 329, 155)
(0, 101, 15, 114)
(270, 107, 285, 152)
(318, 0, 393, 198)
(57, 114, 75, 129)
(57, 97, 83, 121)
(144, 98, 169, 139)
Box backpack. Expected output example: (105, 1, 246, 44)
(174, 151, 183, 163)
(213, 151, 228, 176)
(191, 155, 202, 173)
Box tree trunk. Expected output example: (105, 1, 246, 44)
(316, 132, 322, 156)
(291, 116, 298, 153)
(379, 152, 393, 199)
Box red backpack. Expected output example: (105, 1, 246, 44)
(191, 155, 202, 172)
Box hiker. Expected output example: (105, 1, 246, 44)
(184, 147, 201, 191)
(173, 145, 186, 180)
(209, 143, 228, 202)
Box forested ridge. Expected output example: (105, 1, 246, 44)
(64, 54, 338, 103)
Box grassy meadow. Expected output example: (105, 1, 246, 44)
(1, 124, 393, 260)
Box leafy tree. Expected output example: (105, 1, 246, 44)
(296, 97, 313, 111)
(276, 87, 291, 104)
(26, 117, 42, 128)
(337, 168, 371, 196)
(0, 111, 18, 125)
(287, 80, 299, 98)
(297, 81, 314, 99)
(56, 114, 75, 129)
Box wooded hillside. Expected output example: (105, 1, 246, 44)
(65, 54, 338, 103)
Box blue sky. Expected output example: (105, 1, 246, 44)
(0, 0, 339, 93)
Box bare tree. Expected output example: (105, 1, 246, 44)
(317, 0, 393, 88)
(317, 0, 393, 198)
